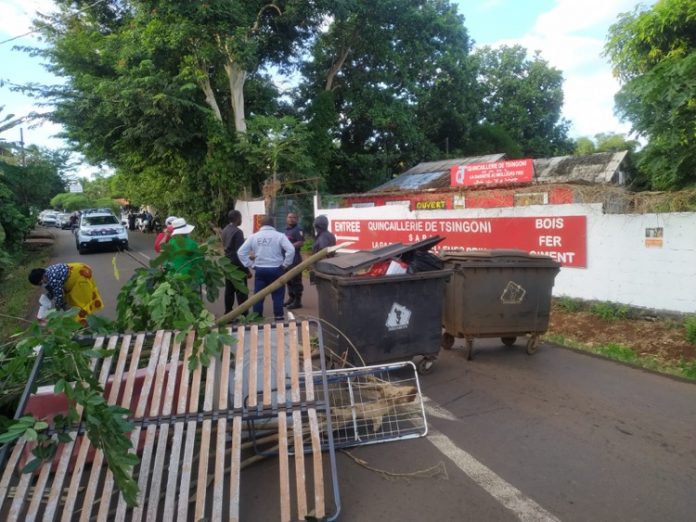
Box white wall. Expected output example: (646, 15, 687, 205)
(312, 196, 696, 314)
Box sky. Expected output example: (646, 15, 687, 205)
(0, 0, 650, 166)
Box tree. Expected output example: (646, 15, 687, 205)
(474, 45, 574, 158)
(604, 0, 696, 189)
(297, 0, 480, 193)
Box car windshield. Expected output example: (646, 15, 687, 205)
(84, 215, 119, 226)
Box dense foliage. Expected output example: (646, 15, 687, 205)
(604, 0, 696, 189)
(21, 0, 578, 223)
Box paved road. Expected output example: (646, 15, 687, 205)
(43, 227, 696, 521)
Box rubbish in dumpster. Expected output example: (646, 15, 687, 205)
(407, 250, 444, 273)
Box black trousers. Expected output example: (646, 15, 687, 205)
(287, 271, 304, 299)
(224, 278, 248, 314)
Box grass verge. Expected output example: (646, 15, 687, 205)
(543, 333, 696, 382)
(0, 243, 52, 341)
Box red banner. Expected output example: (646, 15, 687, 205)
(450, 159, 534, 187)
(332, 216, 586, 267)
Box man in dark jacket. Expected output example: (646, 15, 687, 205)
(312, 215, 336, 253)
(221, 210, 250, 314)
(284, 212, 305, 309)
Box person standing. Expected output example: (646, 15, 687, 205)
(237, 215, 294, 321)
(154, 215, 177, 253)
(221, 210, 250, 314)
(284, 212, 305, 310)
(28, 263, 104, 325)
(312, 215, 337, 253)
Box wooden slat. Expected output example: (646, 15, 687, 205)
(301, 321, 326, 518)
(275, 323, 292, 522)
(114, 330, 166, 520)
(194, 351, 217, 521)
(177, 331, 205, 521)
(212, 329, 232, 522)
(288, 321, 308, 519)
(61, 335, 120, 522)
(43, 336, 108, 521)
(229, 326, 246, 522)
(0, 438, 27, 514)
(78, 334, 132, 522)
(146, 331, 182, 522)
(248, 325, 258, 410)
(25, 337, 106, 521)
(263, 323, 272, 407)
(7, 451, 33, 521)
(95, 333, 145, 520)
(163, 331, 196, 520)
(132, 331, 173, 522)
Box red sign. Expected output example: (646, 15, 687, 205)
(332, 216, 587, 267)
(450, 159, 534, 187)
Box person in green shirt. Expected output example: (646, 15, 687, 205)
(165, 217, 202, 281)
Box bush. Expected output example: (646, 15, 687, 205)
(557, 297, 583, 312)
(590, 302, 629, 321)
(685, 315, 696, 345)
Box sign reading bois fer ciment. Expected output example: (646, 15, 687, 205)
(450, 159, 534, 187)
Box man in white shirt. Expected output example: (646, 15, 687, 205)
(237, 215, 295, 320)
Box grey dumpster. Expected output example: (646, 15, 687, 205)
(314, 237, 450, 374)
(440, 250, 561, 359)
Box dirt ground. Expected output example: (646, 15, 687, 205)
(547, 302, 696, 364)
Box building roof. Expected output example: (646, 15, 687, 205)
(369, 154, 505, 192)
(366, 151, 629, 194)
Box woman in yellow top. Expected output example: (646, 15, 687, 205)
(28, 263, 104, 324)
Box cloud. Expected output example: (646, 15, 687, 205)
(483, 0, 646, 139)
(0, 1, 57, 38)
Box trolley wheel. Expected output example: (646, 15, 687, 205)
(417, 357, 436, 375)
(464, 338, 474, 361)
(441, 332, 455, 350)
(526, 335, 540, 355)
(501, 336, 517, 347)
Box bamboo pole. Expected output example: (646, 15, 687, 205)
(215, 244, 347, 326)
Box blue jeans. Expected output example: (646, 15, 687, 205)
(253, 266, 285, 319)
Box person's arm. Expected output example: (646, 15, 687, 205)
(280, 234, 295, 268)
(237, 236, 253, 268)
(44, 266, 66, 309)
(231, 230, 250, 274)
(292, 228, 304, 250)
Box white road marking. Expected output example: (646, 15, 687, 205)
(423, 399, 561, 522)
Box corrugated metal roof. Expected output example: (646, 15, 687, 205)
(534, 151, 628, 185)
(367, 151, 628, 194)
(369, 154, 505, 192)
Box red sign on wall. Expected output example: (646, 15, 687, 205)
(450, 159, 534, 187)
(332, 216, 587, 267)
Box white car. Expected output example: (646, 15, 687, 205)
(39, 211, 58, 227)
(75, 211, 129, 254)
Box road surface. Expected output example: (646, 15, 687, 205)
(40, 227, 696, 521)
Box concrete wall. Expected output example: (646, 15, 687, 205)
(312, 196, 696, 314)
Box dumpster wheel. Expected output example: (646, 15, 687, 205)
(417, 356, 437, 375)
(501, 336, 517, 347)
(441, 332, 455, 350)
(526, 335, 540, 355)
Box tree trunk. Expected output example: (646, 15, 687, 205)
(225, 60, 247, 133)
(199, 73, 223, 121)
(325, 46, 351, 91)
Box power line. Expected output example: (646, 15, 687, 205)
(0, 0, 108, 46)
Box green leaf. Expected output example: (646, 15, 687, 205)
(21, 458, 43, 474)
(33, 421, 49, 431)
(0, 430, 22, 443)
(25, 428, 38, 441)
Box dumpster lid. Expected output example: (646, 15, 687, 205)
(440, 249, 561, 268)
(315, 235, 445, 276)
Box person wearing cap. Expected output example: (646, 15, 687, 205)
(163, 217, 200, 277)
(237, 215, 295, 321)
(154, 215, 177, 253)
(284, 212, 305, 310)
(312, 215, 336, 254)
(221, 209, 250, 313)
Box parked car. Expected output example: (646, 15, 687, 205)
(39, 211, 58, 227)
(75, 211, 129, 254)
(57, 213, 72, 229)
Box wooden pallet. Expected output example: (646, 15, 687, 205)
(0, 320, 339, 521)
